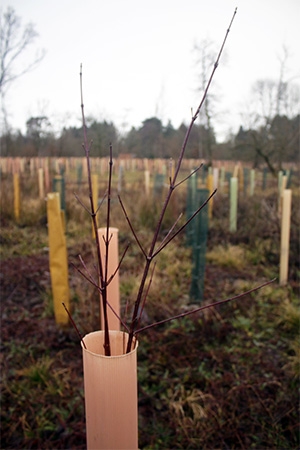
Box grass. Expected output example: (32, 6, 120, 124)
(206, 244, 247, 269)
(0, 165, 299, 449)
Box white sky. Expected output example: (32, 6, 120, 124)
(1, 0, 300, 141)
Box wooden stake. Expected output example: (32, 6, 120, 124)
(38, 168, 44, 199)
(280, 189, 292, 286)
(213, 167, 219, 190)
(206, 173, 214, 220)
(230, 177, 238, 232)
(145, 170, 150, 196)
(13, 173, 20, 222)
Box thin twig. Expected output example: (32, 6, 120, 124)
(104, 145, 113, 287)
(105, 298, 130, 332)
(126, 8, 237, 353)
(136, 262, 157, 331)
(152, 189, 217, 258)
(135, 278, 276, 334)
(70, 263, 129, 331)
(107, 242, 130, 285)
(174, 163, 203, 189)
(118, 194, 147, 258)
(80, 64, 110, 355)
(95, 191, 108, 215)
(78, 254, 98, 285)
(62, 302, 87, 349)
(73, 192, 91, 214)
(154, 213, 183, 255)
(71, 262, 103, 292)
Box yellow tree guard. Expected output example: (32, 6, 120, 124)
(82, 330, 138, 450)
(13, 173, 20, 221)
(47, 192, 70, 325)
(98, 227, 120, 331)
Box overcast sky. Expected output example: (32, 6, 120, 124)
(1, 0, 300, 141)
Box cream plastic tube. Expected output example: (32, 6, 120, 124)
(82, 330, 138, 450)
(98, 227, 120, 330)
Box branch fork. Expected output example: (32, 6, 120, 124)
(72, 9, 273, 356)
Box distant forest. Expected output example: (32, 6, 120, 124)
(0, 113, 299, 174)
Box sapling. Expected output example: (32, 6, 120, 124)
(73, 7, 274, 356)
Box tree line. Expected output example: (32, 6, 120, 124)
(1, 112, 299, 173)
(1, 7, 299, 174)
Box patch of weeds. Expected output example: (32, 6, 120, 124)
(206, 244, 247, 270)
(282, 337, 300, 383)
(276, 297, 300, 337)
(1, 351, 85, 449)
(41, 289, 55, 318)
(0, 222, 48, 258)
(16, 355, 54, 386)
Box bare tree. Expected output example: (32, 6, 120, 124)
(193, 38, 224, 164)
(238, 47, 300, 173)
(0, 7, 45, 134)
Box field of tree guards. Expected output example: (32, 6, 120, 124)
(0, 153, 299, 449)
(1, 6, 300, 449)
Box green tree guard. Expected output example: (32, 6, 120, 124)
(250, 169, 255, 196)
(53, 175, 66, 211)
(77, 161, 83, 187)
(243, 167, 249, 194)
(189, 188, 209, 303)
(262, 167, 268, 190)
(286, 169, 293, 189)
(153, 173, 165, 197)
(186, 171, 198, 246)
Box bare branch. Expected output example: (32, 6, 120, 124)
(78, 254, 98, 285)
(80, 65, 110, 355)
(135, 277, 276, 334)
(107, 242, 130, 286)
(136, 262, 157, 331)
(126, 8, 238, 353)
(154, 213, 183, 255)
(71, 261, 129, 332)
(62, 302, 87, 349)
(152, 189, 217, 258)
(0, 7, 45, 93)
(73, 192, 91, 215)
(174, 164, 203, 189)
(118, 194, 147, 258)
(71, 261, 101, 292)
